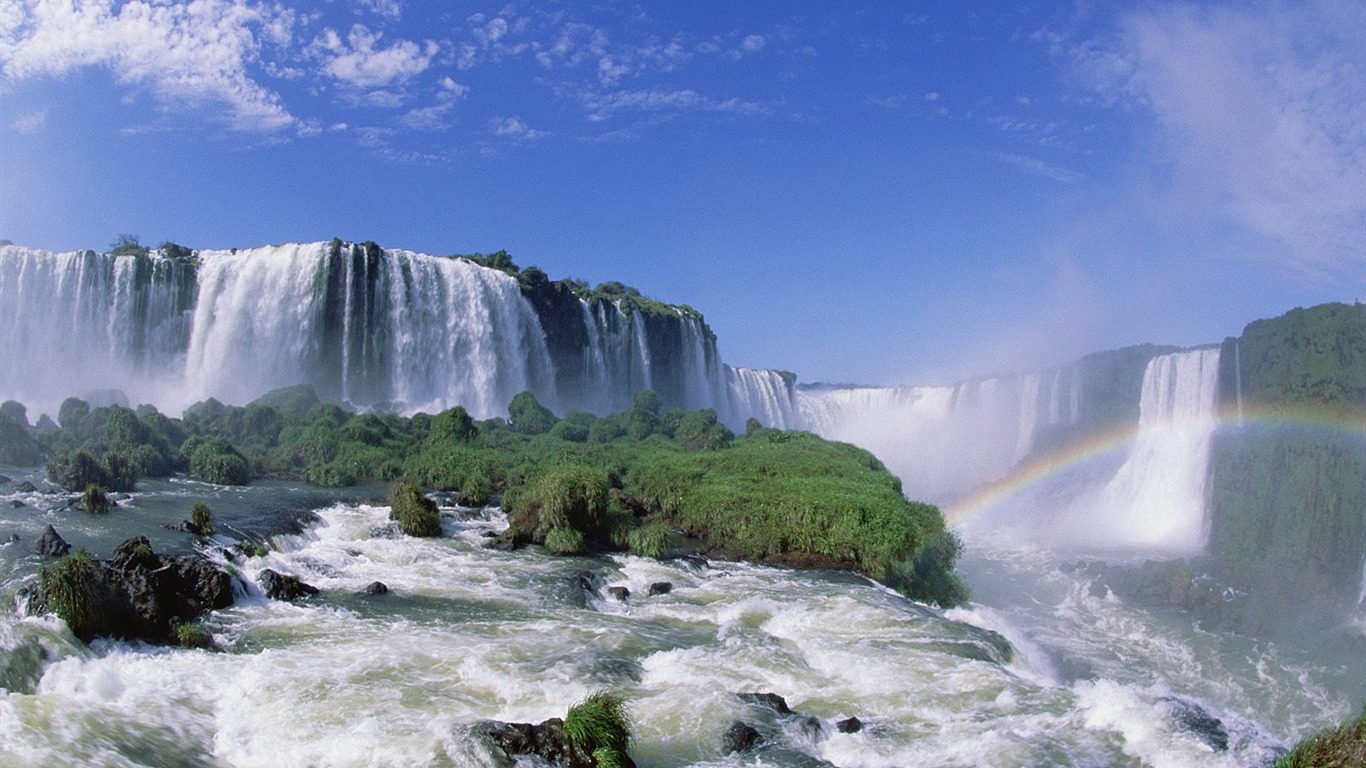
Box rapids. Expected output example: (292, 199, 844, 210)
(2, 471, 1362, 767)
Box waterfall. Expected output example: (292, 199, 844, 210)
(184, 245, 559, 418)
(797, 369, 1078, 503)
(1234, 338, 1245, 425)
(1, 243, 797, 426)
(1082, 348, 1223, 551)
(0, 245, 195, 416)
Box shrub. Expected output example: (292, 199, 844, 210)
(388, 479, 441, 537)
(508, 391, 557, 435)
(186, 436, 250, 485)
(39, 549, 109, 642)
(190, 502, 214, 536)
(82, 484, 112, 514)
(430, 406, 478, 443)
(564, 690, 632, 756)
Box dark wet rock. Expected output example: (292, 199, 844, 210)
(607, 586, 630, 601)
(836, 716, 863, 734)
(647, 581, 673, 597)
(1088, 579, 1109, 599)
(103, 537, 234, 643)
(0, 474, 10, 484)
(361, 581, 389, 595)
(487, 528, 528, 551)
(28, 525, 70, 557)
(474, 717, 636, 768)
(258, 569, 320, 601)
(669, 554, 709, 572)
(14, 481, 37, 493)
(8, 500, 24, 508)
(164, 519, 210, 536)
(4, 532, 18, 544)
(570, 570, 604, 600)
(722, 721, 764, 754)
(738, 692, 793, 715)
(1164, 698, 1229, 753)
(32, 537, 239, 644)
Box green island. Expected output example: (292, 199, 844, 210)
(2, 384, 968, 610)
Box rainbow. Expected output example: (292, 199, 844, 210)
(943, 402, 1366, 528)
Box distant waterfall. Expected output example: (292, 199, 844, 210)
(1083, 348, 1223, 551)
(798, 369, 1080, 502)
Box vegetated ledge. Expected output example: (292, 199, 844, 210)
(5, 383, 971, 611)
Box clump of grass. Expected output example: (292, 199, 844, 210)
(174, 622, 213, 649)
(190, 502, 214, 536)
(81, 483, 112, 514)
(564, 689, 632, 757)
(544, 526, 586, 555)
(388, 479, 441, 537)
(1276, 705, 1366, 768)
(625, 521, 669, 559)
(38, 549, 108, 642)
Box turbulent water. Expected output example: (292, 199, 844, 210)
(2, 467, 1363, 768)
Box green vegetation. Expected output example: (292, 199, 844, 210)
(7, 383, 967, 607)
(191, 502, 214, 536)
(1206, 303, 1366, 619)
(81, 483, 113, 514)
(39, 550, 109, 642)
(564, 690, 633, 768)
(1276, 706, 1366, 768)
(388, 479, 442, 537)
(174, 622, 213, 649)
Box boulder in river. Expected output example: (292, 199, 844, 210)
(28, 525, 70, 557)
(258, 569, 320, 601)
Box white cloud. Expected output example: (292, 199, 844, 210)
(741, 34, 766, 53)
(356, 0, 401, 21)
(397, 77, 467, 130)
(490, 116, 549, 141)
(0, 0, 297, 131)
(315, 24, 436, 90)
(1074, 0, 1366, 277)
(10, 106, 48, 132)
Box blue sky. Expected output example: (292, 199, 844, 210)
(1, 0, 1363, 386)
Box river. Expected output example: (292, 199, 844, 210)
(2, 469, 1363, 767)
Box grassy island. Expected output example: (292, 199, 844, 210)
(4, 384, 968, 608)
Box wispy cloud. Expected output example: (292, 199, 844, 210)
(10, 106, 49, 133)
(994, 152, 1083, 184)
(1071, 0, 1366, 277)
(578, 88, 769, 122)
(0, 0, 298, 131)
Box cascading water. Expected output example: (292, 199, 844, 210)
(0, 246, 196, 416)
(0, 244, 799, 425)
(797, 368, 1080, 503)
(952, 348, 1223, 553)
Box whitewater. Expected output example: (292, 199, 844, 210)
(0, 466, 1360, 767)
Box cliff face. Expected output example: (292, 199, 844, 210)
(1207, 303, 1366, 612)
